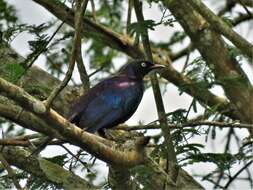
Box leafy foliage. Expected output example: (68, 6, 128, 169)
(131, 165, 154, 189)
(0, 0, 17, 30)
(184, 57, 215, 89)
(1, 63, 25, 83)
(128, 19, 157, 36)
(94, 0, 124, 32)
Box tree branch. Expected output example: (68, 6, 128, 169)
(0, 152, 24, 190)
(0, 76, 149, 167)
(44, 0, 89, 108)
(117, 121, 253, 131)
(1, 146, 95, 189)
(224, 161, 253, 188)
(188, 0, 253, 60)
(164, 0, 253, 126)
(75, 0, 90, 91)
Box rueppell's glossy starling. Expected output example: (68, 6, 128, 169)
(68, 60, 164, 133)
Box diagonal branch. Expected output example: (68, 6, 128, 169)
(188, 0, 253, 60)
(1, 146, 96, 189)
(44, 0, 89, 108)
(0, 76, 148, 167)
(164, 0, 253, 125)
(75, 0, 90, 91)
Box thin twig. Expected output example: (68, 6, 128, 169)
(24, 21, 65, 71)
(88, 65, 106, 77)
(232, 131, 253, 187)
(126, 0, 133, 34)
(224, 161, 253, 189)
(0, 137, 62, 147)
(133, 0, 178, 185)
(0, 139, 31, 146)
(116, 121, 253, 131)
(232, 13, 253, 26)
(44, 0, 89, 109)
(214, 128, 233, 188)
(60, 144, 88, 168)
(90, 0, 97, 21)
(236, 0, 253, 17)
(0, 152, 24, 190)
(218, 0, 236, 16)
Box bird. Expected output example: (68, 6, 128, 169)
(68, 59, 164, 134)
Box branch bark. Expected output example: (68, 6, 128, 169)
(1, 146, 96, 189)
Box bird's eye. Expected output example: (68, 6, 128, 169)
(141, 62, 146, 67)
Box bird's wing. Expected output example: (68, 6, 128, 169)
(78, 87, 125, 132)
(67, 77, 123, 126)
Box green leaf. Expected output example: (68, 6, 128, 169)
(3, 63, 25, 83)
(128, 19, 158, 36)
(45, 154, 68, 167)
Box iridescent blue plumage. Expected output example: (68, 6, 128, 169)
(68, 60, 164, 134)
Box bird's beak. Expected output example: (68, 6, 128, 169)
(150, 64, 166, 70)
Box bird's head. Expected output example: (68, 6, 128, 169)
(119, 60, 165, 80)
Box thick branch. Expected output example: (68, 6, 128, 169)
(0, 42, 80, 116)
(0, 77, 148, 167)
(164, 0, 253, 125)
(188, 0, 253, 60)
(1, 146, 95, 189)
